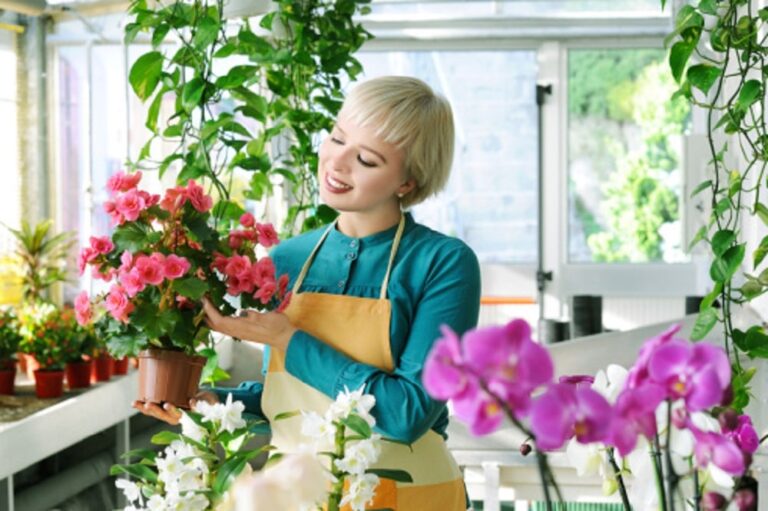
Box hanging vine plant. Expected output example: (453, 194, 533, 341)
(125, 0, 372, 232)
(662, 0, 768, 411)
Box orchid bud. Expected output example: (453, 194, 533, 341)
(601, 478, 618, 496)
(734, 488, 756, 511)
(702, 491, 727, 511)
(718, 408, 739, 432)
(671, 407, 687, 429)
(519, 443, 532, 456)
(719, 385, 733, 407)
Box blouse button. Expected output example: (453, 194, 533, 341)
(345, 252, 356, 260)
(337, 280, 345, 288)
(349, 240, 358, 248)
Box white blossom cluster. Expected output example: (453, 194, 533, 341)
(116, 394, 247, 511)
(301, 386, 383, 511)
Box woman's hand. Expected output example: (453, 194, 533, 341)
(202, 298, 297, 351)
(132, 390, 220, 425)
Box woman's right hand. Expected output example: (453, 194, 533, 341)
(132, 390, 220, 426)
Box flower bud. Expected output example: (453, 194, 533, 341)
(719, 385, 734, 407)
(519, 443, 532, 456)
(601, 478, 618, 496)
(701, 491, 727, 511)
(671, 407, 687, 429)
(718, 408, 739, 432)
(734, 488, 756, 511)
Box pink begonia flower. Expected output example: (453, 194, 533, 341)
(256, 223, 280, 248)
(115, 189, 147, 222)
(106, 171, 142, 194)
(229, 232, 245, 250)
(103, 199, 124, 226)
(120, 250, 133, 270)
(689, 422, 746, 476)
(253, 278, 276, 304)
(163, 255, 191, 280)
(647, 340, 730, 411)
(185, 180, 213, 213)
(105, 285, 134, 323)
(120, 269, 146, 297)
(232, 271, 256, 295)
(252, 257, 276, 287)
(211, 252, 228, 273)
(278, 274, 289, 297)
(276, 291, 292, 313)
(78, 247, 99, 275)
(138, 190, 160, 208)
(89, 236, 114, 255)
(609, 383, 666, 455)
(240, 212, 255, 227)
(91, 266, 116, 282)
(74, 291, 92, 326)
(224, 255, 251, 278)
(160, 186, 187, 213)
(626, 323, 681, 389)
(529, 383, 612, 451)
(134, 255, 165, 286)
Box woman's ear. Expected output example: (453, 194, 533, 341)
(397, 178, 417, 198)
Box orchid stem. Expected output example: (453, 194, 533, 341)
(607, 448, 632, 511)
(693, 467, 701, 511)
(534, 450, 554, 511)
(652, 436, 669, 511)
(664, 403, 678, 511)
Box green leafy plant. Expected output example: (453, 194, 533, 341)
(17, 302, 69, 371)
(663, 0, 768, 410)
(0, 307, 23, 362)
(125, 0, 372, 234)
(5, 220, 75, 302)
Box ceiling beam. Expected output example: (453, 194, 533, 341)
(0, 0, 46, 16)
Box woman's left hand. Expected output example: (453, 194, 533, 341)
(202, 298, 297, 351)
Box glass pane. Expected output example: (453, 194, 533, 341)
(370, 0, 666, 18)
(567, 49, 689, 263)
(357, 51, 539, 263)
(0, 30, 20, 253)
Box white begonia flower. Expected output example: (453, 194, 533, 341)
(179, 412, 207, 443)
(330, 386, 376, 425)
(219, 393, 246, 434)
(335, 436, 382, 475)
(591, 364, 628, 403)
(115, 478, 142, 503)
(340, 473, 380, 511)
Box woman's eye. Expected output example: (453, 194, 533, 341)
(357, 155, 376, 168)
(331, 137, 344, 145)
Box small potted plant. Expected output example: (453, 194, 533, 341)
(0, 307, 22, 395)
(61, 302, 101, 390)
(17, 302, 68, 399)
(77, 171, 289, 408)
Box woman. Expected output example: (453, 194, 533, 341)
(137, 76, 481, 510)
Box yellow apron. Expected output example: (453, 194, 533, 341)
(262, 215, 466, 511)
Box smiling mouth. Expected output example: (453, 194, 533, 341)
(325, 173, 353, 192)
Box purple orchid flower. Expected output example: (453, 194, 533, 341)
(689, 423, 746, 476)
(423, 325, 475, 401)
(609, 383, 666, 456)
(625, 323, 682, 389)
(647, 340, 730, 411)
(529, 383, 612, 451)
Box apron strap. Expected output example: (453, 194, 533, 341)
(291, 214, 407, 299)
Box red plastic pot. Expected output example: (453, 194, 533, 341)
(34, 369, 65, 399)
(91, 353, 113, 383)
(65, 360, 93, 389)
(112, 356, 129, 376)
(0, 359, 15, 395)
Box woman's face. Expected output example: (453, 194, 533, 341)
(318, 114, 413, 216)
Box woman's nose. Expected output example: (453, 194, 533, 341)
(327, 146, 354, 173)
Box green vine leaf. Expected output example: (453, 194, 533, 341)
(365, 468, 414, 483)
(709, 243, 746, 282)
(669, 41, 695, 83)
(711, 229, 736, 256)
(686, 64, 722, 95)
(698, 0, 717, 15)
(691, 307, 719, 341)
(754, 235, 768, 268)
(736, 80, 762, 111)
(182, 77, 206, 111)
(690, 179, 712, 197)
(129, 51, 164, 101)
(755, 203, 768, 226)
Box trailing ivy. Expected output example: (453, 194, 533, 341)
(664, 0, 768, 411)
(125, 0, 372, 233)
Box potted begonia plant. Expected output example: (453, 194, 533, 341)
(0, 307, 23, 395)
(77, 171, 289, 408)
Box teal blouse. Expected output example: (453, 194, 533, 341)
(214, 213, 481, 443)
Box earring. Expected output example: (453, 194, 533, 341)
(397, 193, 404, 198)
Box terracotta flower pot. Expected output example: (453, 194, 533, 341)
(65, 360, 93, 389)
(137, 349, 206, 409)
(91, 353, 113, 383)
(112, 356, 130, 376)
(34, 369, 65, 399)
(0, 359, 16, 395)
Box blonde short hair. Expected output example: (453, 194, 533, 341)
(340, 76, 455, 208)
